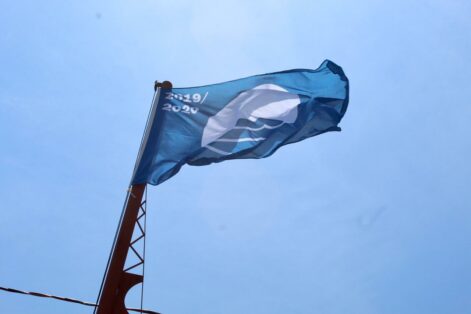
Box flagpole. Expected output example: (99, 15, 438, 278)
(95, 81, 172, 314)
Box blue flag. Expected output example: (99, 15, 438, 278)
(132, 60, 349, 185)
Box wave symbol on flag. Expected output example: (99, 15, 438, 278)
(201, 84, 301, 155)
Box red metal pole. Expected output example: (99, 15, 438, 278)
(96, 184, 146, 314)
(95, 81, 172, 314)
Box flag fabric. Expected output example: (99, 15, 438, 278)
(132, 60, 349, 186)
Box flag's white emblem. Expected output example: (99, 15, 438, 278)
(201, 84, 301, 154)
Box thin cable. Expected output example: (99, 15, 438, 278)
(131, 86, 162, 183)
(140, 186, 148, 311)
(93, 190, 132, 313)
(0, 286, 161, 314)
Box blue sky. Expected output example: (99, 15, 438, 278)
(1, 0, 471, 313)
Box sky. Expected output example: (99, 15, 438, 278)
(1, 0, 471, 313)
